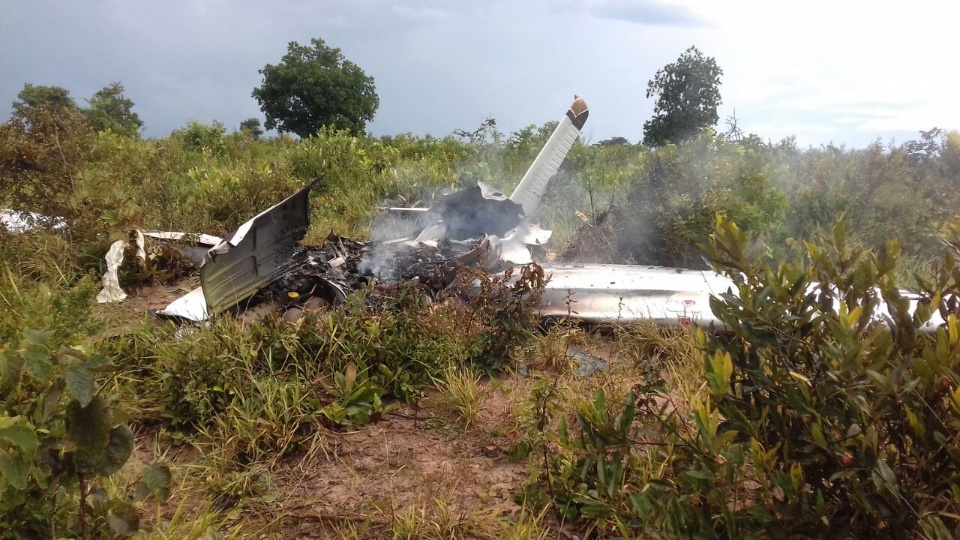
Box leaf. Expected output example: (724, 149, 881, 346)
(683, 469, 714, 481)
(107, 501, 140, 537)
(810, 422, 827, 447)
(0, 422, 38, 456)
(42, 379, 65, 423)
(22, 347, 53, 382)
(0, 349, 25, 395)
(788, 371, 812, 386)
(344, 363, 357, 393)
(97, 425, 134, 476)
(705, 351, 733, 396)
(132, 481, 151, 502)
(85, 354, 111, 372)
(65, 365, 94, 407)
(846, 306, 863, 328)
(142, 463, 172, 500)
(0, 452, 30, 490)
(904, 405, 926, 439)
(556, 415, 569, 441)
(22, 329, 54, 346)
(66, 396, 112, 473)
(876, 459, 897, 486)
(746, 505, 775, 523)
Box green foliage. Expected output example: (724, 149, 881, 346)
(83, 82, 143, 139)
(457, 263, 546, 374)
(534, 217, 960, 538)
(0, 266, 99, 346)
(0, 329, 171, 538)
(701, 217, 960, 537)
(238, 117, 263, 139)
(103, 267, 542, 436)
(643, 46, 723, 147)
(1, 85, 96, 234)
(172, 120, 227, 154)
(12, 83, 79, 123)
(318, 360, 397, 428)
(285, 128, 394, 237)
(252, 37, 379, 137)
(619, 134, 788, 267)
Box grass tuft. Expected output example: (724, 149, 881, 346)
(431, 366, 488, 430)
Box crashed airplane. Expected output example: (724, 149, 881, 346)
(156, 96, 641, 323)
(104, 95, 940, 332)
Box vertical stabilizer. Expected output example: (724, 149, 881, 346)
(509, 96, 589, 216)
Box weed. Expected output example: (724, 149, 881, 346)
(431, 366, 487, 430)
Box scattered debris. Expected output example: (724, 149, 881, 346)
(92, 95, 947, 334)
(97, 237, 139, 303)
(0, 209, 67, 233)
(97, 230, 221, 305)
(149, 97, 592, 322)
(567, 347, 606, 378)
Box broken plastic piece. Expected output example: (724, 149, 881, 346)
(0, 209, 67, 233)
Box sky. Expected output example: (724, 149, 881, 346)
(2, 0, 958, 148)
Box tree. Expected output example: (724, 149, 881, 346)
(239, 117, 263, 139)
(1, 84, 94, 228)
(83, 82, 143, 138)
(12, 84, 78, 128)
(643, 46, 723, 147)
(252, 38, 379, 137)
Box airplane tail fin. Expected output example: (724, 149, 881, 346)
(509, 96, 589, 216)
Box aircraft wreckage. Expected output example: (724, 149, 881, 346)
(93, 96, 945, 331)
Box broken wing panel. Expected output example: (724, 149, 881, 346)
(536, 263, 733, 327)
(200, 184, 312, 315)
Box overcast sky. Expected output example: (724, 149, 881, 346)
(2, 0, 957, 148)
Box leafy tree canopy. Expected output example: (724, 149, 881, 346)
(83, 82, 143, 138)
(643, 46, 723, 147)
(12, 84, 78, 126)
(239, 117, 263, 139)
(252, 38, 379, 138)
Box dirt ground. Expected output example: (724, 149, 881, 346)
(274, 399, 530, 538)
(133, 375, 559, 539)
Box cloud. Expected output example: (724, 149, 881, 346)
(589, 0, 707, 27)
(1, 0, 957, 148)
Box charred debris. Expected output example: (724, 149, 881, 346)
(102, 96, 749, 329)
(136, 96, 591, 324)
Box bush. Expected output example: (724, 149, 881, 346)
(0, 327, 170, 538)
(534, 217, 960, 538)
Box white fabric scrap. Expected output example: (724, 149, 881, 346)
(96, 240, 128, 303)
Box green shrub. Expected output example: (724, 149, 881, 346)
(0, 327, 171, 538)
(534, 217, 960, 538)
(104, 264, 544, 437)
